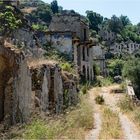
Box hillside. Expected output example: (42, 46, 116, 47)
(0, 0, 140, 139)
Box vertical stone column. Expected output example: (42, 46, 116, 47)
(13, 58, 32, 124)
(41, 70, 49, 113)
(54, 67, 63, 114)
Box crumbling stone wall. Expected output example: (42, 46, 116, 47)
(30, 62, 79, 114)
(0, 41, 32, 127)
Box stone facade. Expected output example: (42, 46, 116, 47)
(0, 40, 32, 126)
(73, 40, 95, 80)
(99, 29, 116, 41)
(46, 31, 74, 59)
(92, 45, 106, 76)
(110, 41, 140, 55)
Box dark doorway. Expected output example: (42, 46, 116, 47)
(82, 47, 85, 61)
(0, 56, 11, 122)
(84, 29, 87, 41)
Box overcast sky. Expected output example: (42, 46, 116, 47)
(43, 0, 140, 25)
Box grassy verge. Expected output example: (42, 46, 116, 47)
(118, 95, 140, 130)
(11, 95, 93, 139)
(99, 106, 123, 139)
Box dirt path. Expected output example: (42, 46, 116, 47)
(86, 85, 140, 140)
(85, 89, 102, 140)
(100, 85, 140, 140)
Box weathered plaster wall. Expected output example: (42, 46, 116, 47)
(49, 15, 89, 41)
(46, 32, 73, 58)
(0, 41, 32, 127)
(92, 45, 106, 76)
(13, 58, 32, 124)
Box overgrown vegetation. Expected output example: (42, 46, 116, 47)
(123, 58, 140, 98)
(60, 62, 76, 74)
(80, 82, 91, 95)
(99, 107, 123, 139)
(108, 59, 125, 77)
(95, 76, 113, 87)
(0, 2, 22, 35)
(17, 96, 94, 139)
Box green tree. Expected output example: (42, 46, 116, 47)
(86, 11, 103, 32)
(30, 3, 52, 25)
(108, 15, 123, 33)
(119, 15, 131, 27)
(108, 59, 125, 77)
(123, 58, 140, 98)
(51, 0, 58, 14)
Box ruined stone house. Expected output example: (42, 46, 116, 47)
(92, 45, 106, 76)
(98, 26, 116, 42)
(110, 41, 140, 55)
(47, 14, 95, 81)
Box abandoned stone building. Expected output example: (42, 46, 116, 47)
(98, 26, 116, 41)
(110, 41, 140, 55)
(92, 45, 106, 76)
(0, 7, 79, 128)
(47, 14, 95, 81)
(0, 36, 79, 127)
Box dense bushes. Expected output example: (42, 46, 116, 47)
(123, 58, 140, 97)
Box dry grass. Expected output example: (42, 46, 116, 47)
(17, 95, 94, 140)
(99, 106, 123, 139)
(28, 58, 58, 68)
(118, 95, 140, 130)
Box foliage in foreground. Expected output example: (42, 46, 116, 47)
(99, 107, 123, 139)
(21, 96, 94, 139)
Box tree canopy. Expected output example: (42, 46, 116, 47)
(86, 10, 103, 32)
(51, 0, 58, 14)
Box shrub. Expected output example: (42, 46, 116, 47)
(118, 95, 134, 112)
(60, 62, 72, 72)
(95, 95, 105, 105)
(96, 76, 113, 87)
(81, 82, 91, 94)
